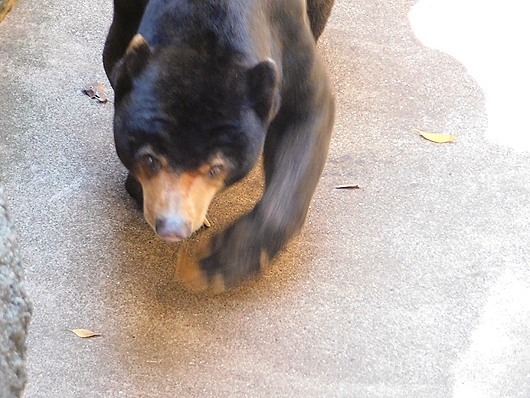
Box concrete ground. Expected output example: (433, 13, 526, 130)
(1, 0, 529, 397)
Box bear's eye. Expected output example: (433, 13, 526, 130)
(139, 154, 161, 174)
(207, 164, 225, 179)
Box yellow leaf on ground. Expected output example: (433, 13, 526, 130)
(412, 128, 457, 143)
(69, 329, 102, 338)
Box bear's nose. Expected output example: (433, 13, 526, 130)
(155, 216, 192, 241)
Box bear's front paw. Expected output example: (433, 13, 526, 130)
(176, 215, 273, 292)
(175, 239, 227, 294)
(199, 216, 271, 288)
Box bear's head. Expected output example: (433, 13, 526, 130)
(109, 34, 279, 241)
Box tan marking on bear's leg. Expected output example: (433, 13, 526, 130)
(126, 34, 149, 53)
(175, 238, 229, 294)
(176, 236, 223, 292)
(211, 273, 226, 294)
(175, 240, 209, 293)
(260, 249, 270, 270)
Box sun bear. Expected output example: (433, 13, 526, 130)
(103, 0, 335, 292)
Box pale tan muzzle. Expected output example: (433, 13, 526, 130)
(137, 164, 226, 241)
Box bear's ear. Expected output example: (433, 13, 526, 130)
(247, 59, 280, 121)
(111, 34, 152, 97)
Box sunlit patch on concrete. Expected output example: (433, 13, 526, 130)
(410, 0, 530, 151)
(451, 268, 530, 397)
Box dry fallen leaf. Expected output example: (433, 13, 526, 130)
(69, 329, 102, 338)
(82, 82, 108, 103)
(412, 128, 457, 143)
(335, 184, 360, 189)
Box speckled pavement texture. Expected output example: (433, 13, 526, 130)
(0, 0, 529, 397)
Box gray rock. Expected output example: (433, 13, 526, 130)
(0, 185, 32, 398)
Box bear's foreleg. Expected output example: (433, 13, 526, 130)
(179, 65, 335, 292)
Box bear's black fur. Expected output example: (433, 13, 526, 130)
(104, 0, 335, 292)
